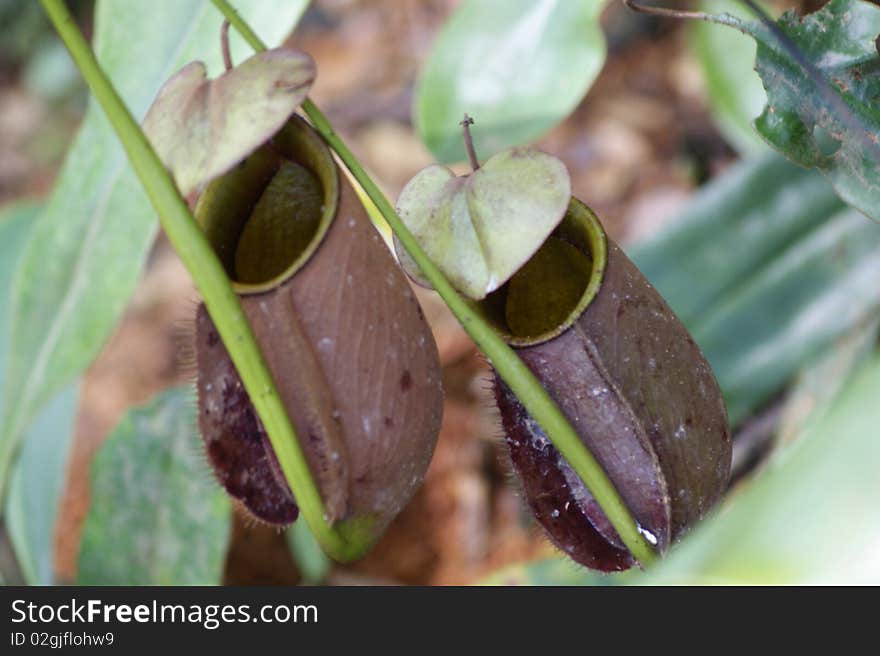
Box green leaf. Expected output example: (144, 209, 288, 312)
(0, 202, 80, 586)
(631, 153, 880, 426)
(0, 203, 40, 416)
(645, 353, 880, 584)
(690, 0, 768, 155)
(775, 317, 880, 448)
(415, 0, 606, 163)
(143, 48, 315, 196)
(632, 155, 842, 326)
(394, 148, 570, 299)
(6, 385, 78, 585)
(0, 0, 309, 490)
(692, 206, 880, 424)
(737, 0, 880, 220)
(78, 387, 231, 585)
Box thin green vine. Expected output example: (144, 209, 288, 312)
(40, 0, 372, 562)
(212, 0, 658, 566)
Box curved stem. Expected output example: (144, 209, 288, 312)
(622, 0, 742, 28)
(213, 0, 658, 567)
(40, 0, 370, 563)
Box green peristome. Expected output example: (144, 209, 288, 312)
(468, 198, 606, 347)
(195, 115, 339, 294)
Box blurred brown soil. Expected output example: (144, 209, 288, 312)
(1, 0, 739, 585)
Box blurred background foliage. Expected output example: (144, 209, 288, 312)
(0, 0, 878, 585)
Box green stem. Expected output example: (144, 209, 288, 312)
(622, 0, 744, 29)
(40, 0, 369, 563)
(213, 0, 657, 566)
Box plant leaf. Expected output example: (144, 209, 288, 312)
(0, 202, 40, 424)
(415, 0, 606, 163)
(631, 153, 880, 426)
(0, 0, 309, 490)
(645, 353, 880, 584)
(734, 0, 880, 219)
(691, 206, 880, 425)
(395, 148, 570, 299)
(77, 387, 231, 585)
(0, 202, 80, 586)
(774, 318, 880, 449)
(143, 48, 315, 196)
(6, 385, 78, 585)
(690, 0, 768, 155)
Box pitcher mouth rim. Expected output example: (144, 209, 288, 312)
(468, 197, 608, 347)
(195, 114, 340, 296)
